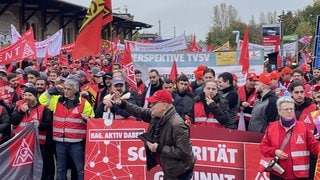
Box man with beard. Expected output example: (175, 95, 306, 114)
(100, 53, 112, 73)
(142, 69, 163, 108)
(288, 80, 318, 178)
(7, 73, 22, 99)
(35, 77, 49, 96)
(237, 73, 258, 130)
(95, 75, 136, 119)
(309, 68, 320, 85)
(93, 71, 111, 111)
(172, 76, 193, 120)
(248, 73, 278, 133)
(11, 87, 53, 179)
(135, 70, 146, 107)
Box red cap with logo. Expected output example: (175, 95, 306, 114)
(146, 90, 173, 104)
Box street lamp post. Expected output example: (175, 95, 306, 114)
(232, 31, 240, 50)
(278, 12, 285, 66)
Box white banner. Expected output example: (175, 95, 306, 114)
(35, 29, 63, 58)
(10, 25, 63, 58)
(10, 24, 21, 44)
(129, 34, 187, 52)
(283, 41, 297, 56)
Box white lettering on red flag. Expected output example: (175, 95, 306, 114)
(13, 138, 34, 167)
(0, 27, 36, 64)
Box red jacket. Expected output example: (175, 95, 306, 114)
(237, 85, 257, 121)
(14, 101, 47, 144)
(260, 120, 319, 179)
(193, 101, 224, 128)
(52, 98, 86, 142)
(297, 103, 317, 132)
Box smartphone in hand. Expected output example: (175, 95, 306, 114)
(138, 133, 154, 143)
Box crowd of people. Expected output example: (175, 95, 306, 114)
(0, 49, 320, 179)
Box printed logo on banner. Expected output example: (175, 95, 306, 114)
(13, 138, 34, 167)
(22, 43, 35, 58)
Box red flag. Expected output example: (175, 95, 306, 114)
(207, 44, 215, 52)
(169, 60, 178, 82)
(120, 42, 137, 90)
(111, 35, 120, 53)
(189, 34, 199, 52)
(0, 28, 36, 65)
(305, 46, 311, 63)
(72, 0, 113, 60)
(42, 49, 50, 68)
(239, 26, 249, 75)
(274, 42, 281, 68)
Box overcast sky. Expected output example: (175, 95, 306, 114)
(71, 0, 314, 40)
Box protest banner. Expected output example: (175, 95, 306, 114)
(0, 123, 43, 179)
(132, 51, 264, 85)
(85, 119, 265, 180)
(0, 27, 36, 64)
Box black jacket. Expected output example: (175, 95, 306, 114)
(172, 90, 193, 120)
(119, 101, 195, 179)
(0, 106, 10, 144)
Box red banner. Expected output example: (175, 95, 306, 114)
(85, 119, 266, 180)
(0, 28, 36, 64)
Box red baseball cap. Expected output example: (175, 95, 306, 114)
(255, 73, 272, 86)
(146, 90, 173, 104)
(269, 70, 280, 80)
(246, 72, 257, 79)
(280, 67, 293, 75)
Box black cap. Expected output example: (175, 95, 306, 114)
(24, 87, 38, 97)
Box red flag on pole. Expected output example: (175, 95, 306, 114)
(189, 34, 199, 52)
(42, 49, 50, 68)
(120, 42, 137, 90)
(239, 26, 250, 75)
(72, 0, 113, 60)
(169, 60, 178, 82)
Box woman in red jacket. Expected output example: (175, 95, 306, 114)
(260, 96, 320, 179)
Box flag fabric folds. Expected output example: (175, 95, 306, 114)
(169, 60, 178, 83)
(0, 123, 43, 179)
(189, 34, 200, 52)
(299, 36, 312, 45)
(119, 42, 137, 90)
(72, 0, 113, 60)
(239, 26, 249, 75)
(0, 27, 36, 64)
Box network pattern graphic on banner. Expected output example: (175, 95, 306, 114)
(85, 119, 266, 180)
(85, 119, 148, 179)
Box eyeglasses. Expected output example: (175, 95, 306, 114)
(279, 108, 295, 113)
